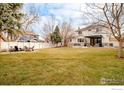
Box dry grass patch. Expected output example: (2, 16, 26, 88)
(0, 47, 124, 85)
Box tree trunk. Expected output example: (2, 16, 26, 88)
(0, 38, 1, 52)
(63, 39, 67, 46)
(118, 41, 123, 58)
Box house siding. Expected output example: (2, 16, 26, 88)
(69, 25, 124, 47)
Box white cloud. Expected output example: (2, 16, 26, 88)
(23, 3, 87, 36)
(49, 4, 82, 18)
(46, 3, 84, 28)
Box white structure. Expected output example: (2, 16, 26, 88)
(69, 24, 124, 47)
(0, 31, 53, 51)
(0, 41, 53, 52)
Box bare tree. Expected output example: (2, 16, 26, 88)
(84, 3, 124, 58)
(22, 15, 39, 31)
(42, 15, 56, 42)
(16, 4, 39, 41)
(60, 21, 75, 46)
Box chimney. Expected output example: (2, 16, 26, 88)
(78, 27, 80, 30)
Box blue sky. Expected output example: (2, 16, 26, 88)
(23, 3, 86, 35)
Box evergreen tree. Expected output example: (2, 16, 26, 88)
(0, 3, 24, 41)
(51, 25, 62, 45)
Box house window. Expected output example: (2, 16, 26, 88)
(96, 28, 102, 32)
(78, 31, 82, 35)
(34, 35, 37, 38)
(88, 29, 91, 31)
(78, 38, 84, 42)
(109, 43, 113, 47)
(104, 43, 108, 46)
(96, 28, 99, 32)
(74, 43, 81, 46)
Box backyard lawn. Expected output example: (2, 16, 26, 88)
(0, 47, 124, 85)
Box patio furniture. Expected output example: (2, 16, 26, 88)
(30, 46, 34, 51)
(14, 46, 19, 51)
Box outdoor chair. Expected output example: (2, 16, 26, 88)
(14, 46, 19, 51)
(9, 46, 14, 52)
(24, 46, 34, 51)
(24, 46, 30, 51)
(30, 46, 34, 51)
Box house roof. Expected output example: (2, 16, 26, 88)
(19, 30, 39, 36)
(76, 23, 104, 32)
(85, 35, 103, 38)
(24, 31, 39, 36)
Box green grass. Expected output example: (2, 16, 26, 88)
(0, 47, 124, 85)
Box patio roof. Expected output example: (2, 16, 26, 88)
(85, 35, 103, 38)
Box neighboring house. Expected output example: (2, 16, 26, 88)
(0, 30, 45, 43)
(69, 24, 124, 47)
(18, 31, 40, 42)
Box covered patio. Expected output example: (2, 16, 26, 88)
(84, 35, 103, 47)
